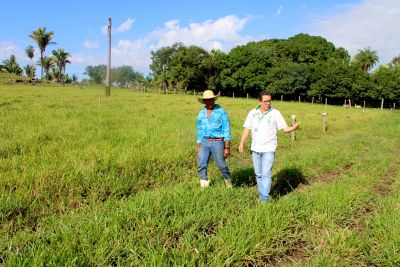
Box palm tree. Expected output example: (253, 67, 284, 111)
(24, 64, 36, 79)
(351, 47, 379, 72)
(391, 56, 400, 67)
(25, 45, 34, 63)
(3, 55, 23, 75)
(29, 27, 56, 79)
(52, 48, 71, 83)
(38, 56, 54, 80)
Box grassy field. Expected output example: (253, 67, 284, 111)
(1, 80, 399, 266)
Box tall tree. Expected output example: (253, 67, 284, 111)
(29, 27, 56, 79)
(170, 45, 209, 92)
(84, 65, 107, 84)
(351, 47, 379, 72)
(25, 45, 35, 63)
(51, 48, 71, 83)
(39, 56, 54, 80)
(150, 42, 184, 89)
(24, 64, 36, 79)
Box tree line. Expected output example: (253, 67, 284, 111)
(2, 31, 399, 106)
(147, 34, 400, 106)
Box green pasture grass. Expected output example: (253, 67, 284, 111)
(1, 83, 399, 265)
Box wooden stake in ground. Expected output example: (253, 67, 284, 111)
(281, 95, 283, 102)
(105, 17, 111, 96)
(312, 96, 314, 104)
(291, 115, 296, 140)
(381, 98, 384, 110)
(322, 112, 327, 133)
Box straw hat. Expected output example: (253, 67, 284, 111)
(197, 90, 220, 104)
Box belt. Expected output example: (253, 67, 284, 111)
(206, 138, 224, 141)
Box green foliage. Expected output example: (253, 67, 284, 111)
(271, 33, 337, 64)
(2, 55, 22, 75)
(220, 41, 272, 96)
(23, 65, 36, 79)
(25, 45, 34, 61)
(51, 48, 71, 83)
(84, 64, 106, 84)
(266, 62, 312, 97)
(371, 65, 400, 100)
(351, 47, 379, 72)
(29, 27, 56, 79)
(84, 65, 145, 87)
(38, 56, 55, 81)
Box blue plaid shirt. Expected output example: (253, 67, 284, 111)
(197, 104, 231, 143)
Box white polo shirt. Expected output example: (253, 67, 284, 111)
(243, 107, 288, 152)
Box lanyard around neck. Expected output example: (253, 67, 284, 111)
(257, 107, 272, 122)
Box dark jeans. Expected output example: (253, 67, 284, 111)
(197, 139, 230, 180)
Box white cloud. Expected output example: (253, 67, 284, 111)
(0, 42, 19, 60)
(275, 6, 283, 17)
(83, 40, 99, 49)
(117, 18, 135, 33)
(70, 51, 105, 66)
(150, 15, 254, 50)
(101, 18, 135, 35)
(0, 41, 34, 64)
(307, 0, 400, 65)
(80, 15, 260, 74)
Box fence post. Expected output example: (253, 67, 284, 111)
(291, 115, 296, 140)
(281, 95, 283, 102)
(298, 96, 301, 103)
(349, 99, 351, 108)
(233, 92, 235, 99)
(325, 98, 328, 106)
(363, 100, 365, 108)
(394, 103, 396, 110)
(247, 93, 249, 99)
(381, 98, 384, 110)
(322, 113, 327, 133)
(312, 96, 314, 104)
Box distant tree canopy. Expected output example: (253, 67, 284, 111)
(149, 33, 400, 104)
(84, 65, 145, 87)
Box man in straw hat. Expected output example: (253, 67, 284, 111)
(196, 90, 233, 188)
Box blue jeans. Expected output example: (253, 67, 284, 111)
(197, 139, 230, 181)
(252, 151, 275, 202)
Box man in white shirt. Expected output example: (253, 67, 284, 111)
(239, 91, 299, 203)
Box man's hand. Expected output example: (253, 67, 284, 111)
(238, 143, 244, 153)
(224, 148, 230, 158)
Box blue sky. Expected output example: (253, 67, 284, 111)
(1, 0, 399, 78)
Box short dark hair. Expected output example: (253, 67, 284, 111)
(258, 90, 271, 100)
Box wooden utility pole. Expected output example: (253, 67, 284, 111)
(105, 17, 112, 96)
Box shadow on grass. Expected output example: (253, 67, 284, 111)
(231, 168, 256, 187)
(270, 167, 307, 198)
(232, 166, 307, 198)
